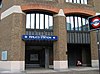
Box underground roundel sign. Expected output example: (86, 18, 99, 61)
(89, 15, 100, 30)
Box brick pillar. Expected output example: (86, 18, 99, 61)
(90, 31, 99, 68)
(53, 9, 68, 70)
(10, 13, 26, 71)
(0, 6, 26, 71)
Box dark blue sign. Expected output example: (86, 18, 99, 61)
(22, 35, 58, 41)
(89, 15, 100, 30)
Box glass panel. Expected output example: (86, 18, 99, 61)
(49, 16, 53, 29)
(66, 17, 71, 30)
(84, 0, 87, 4)
(26, 14, 31, 29)
(82, 18, 86, 31)
(81, 0, 84, 4)
(31, 14, 35, 29)
(65, 0, 87, 4)
(77, 0, 80, 3)
(70, 16, 74, 30)
(45, 15, 49, 29)
(78, 17, 82, 30)
(73, 0, 77, 3)
(75, 16, 78, 30)
(0, 0, 2, 8)
(36, 14, 39, 29)
(66, 0, 69, 2)
(66, 15, 89, 31)
(26, 13, 53, 30)
(40, 14, 44, 29)
(69, 0, 72, 2)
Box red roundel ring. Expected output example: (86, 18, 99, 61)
(91, 17, 100, 28)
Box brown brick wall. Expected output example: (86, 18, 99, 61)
(90, 31, 98, 60)
(10, 13, 25, 61)
(21, 4, 59, 14)
(0, 13, 12, 60)
(1, 0, 15, 12)
(0, 13, 25, 61)
(53, 15, 67, 61)
(93, 0, 100, 12)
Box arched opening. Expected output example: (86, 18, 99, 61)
(24, 11, 54, 69)
(66, 14, 91, 68)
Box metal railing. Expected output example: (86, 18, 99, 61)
(26, 29, 53, 36)
(67, 31, 90, 44)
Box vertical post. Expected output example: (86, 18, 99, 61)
(45, 48, 49, 69)
(53, 9, 68, 70)
(97, 30, 100, 72)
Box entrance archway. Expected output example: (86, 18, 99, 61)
(25, 40, 53, 69)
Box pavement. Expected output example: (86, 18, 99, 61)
(0, 67, 99, 74)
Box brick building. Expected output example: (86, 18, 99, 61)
(0, 0, 99, 72)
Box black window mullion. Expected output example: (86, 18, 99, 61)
(76, 0, 77, 3)
(72, 0, 74, 3)
(34, 13, 36, 35)
(44, 14, 46, 35)
(34, 13, 36, 30)
(80, 17, 83, 31)
(44, 14, 45, 30)
(85, 19, 87, 31)
(39, 14, 40, 29)
(30, 14, 32, 35)
(80, 0, 81, 4)
(73, 16, 75, 31)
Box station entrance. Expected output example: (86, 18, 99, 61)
(68, 44, 91, 68)
(25, 41, 53, 69)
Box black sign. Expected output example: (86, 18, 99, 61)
(89, 15, 100, 30)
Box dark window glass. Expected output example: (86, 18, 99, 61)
(0, 0, 2, 8)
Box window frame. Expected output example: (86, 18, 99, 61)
(65, 0, 88, 4)
(26, 12, 53, 30)
(66, 15, 89, 31)
(0, 0, 2, 8)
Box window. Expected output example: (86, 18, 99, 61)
(66, 0, 88, 4)
(0, 0, 2, 8)
(26, 13, 53, 30)
(66, 15, 89, 31)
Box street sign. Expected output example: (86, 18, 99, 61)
(88, 15, 100, 30)
(22, 35, 58, 41)
(89, 15, 100, 73)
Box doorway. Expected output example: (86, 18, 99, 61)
(68, 44, 91, 68)
(25, 47, 45, 68)
(25, 41, 53, 69)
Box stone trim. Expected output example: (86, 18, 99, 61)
(0, 61, 25, 71)
(53, 61, 68, 70)
(92, 60, 99, 68)
(1, 5, 23, 20)
(54, 9, 65, 17)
